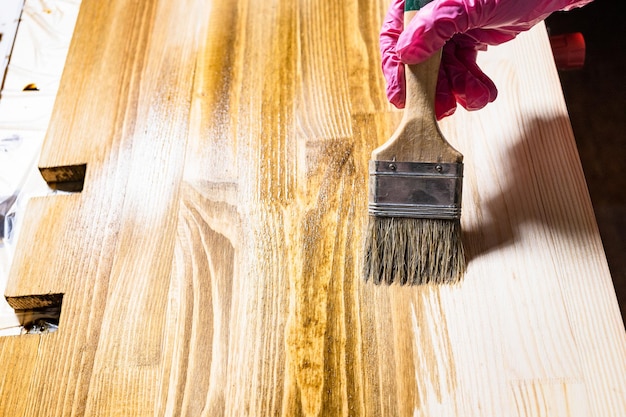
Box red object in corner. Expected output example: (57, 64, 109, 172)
(549, 32, 586, 70)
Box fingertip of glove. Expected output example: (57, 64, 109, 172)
(436, 105, 456, 120)
(435, 91, 457, 120)
(460, 80, 498, 110)
(383, 59, 406, 109)
(388, 88, 406, 109)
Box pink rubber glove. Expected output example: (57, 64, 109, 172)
(380, 0, 594, 119)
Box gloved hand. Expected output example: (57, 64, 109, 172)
(380, 0, 594, 119)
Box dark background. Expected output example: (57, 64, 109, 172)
(546, 0, 626, 319)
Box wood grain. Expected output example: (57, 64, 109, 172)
(1, 0, 626, 416)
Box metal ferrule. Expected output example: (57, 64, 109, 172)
(368, 160, 463, 219)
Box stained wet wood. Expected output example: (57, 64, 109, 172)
(2, 0, 626, 416)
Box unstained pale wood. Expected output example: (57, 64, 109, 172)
(1, 0, 625, 416)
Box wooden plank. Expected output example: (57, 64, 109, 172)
(1, 0, 207, 414)
(2, 0, 626, 416)
(0, 0, 81, 334)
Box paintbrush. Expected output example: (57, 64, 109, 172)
(363, 0, 465, 285)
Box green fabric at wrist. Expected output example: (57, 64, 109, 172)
(405, 0, 433, 12)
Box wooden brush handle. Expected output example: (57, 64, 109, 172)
(372, 6, 462, 163)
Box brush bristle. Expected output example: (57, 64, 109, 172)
(363, 217, 465, 285)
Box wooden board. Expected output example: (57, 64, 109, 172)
(0, 0, 81, 334)
(2, 0, 626, 415)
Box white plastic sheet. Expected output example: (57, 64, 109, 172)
(0, 0, 24, 82)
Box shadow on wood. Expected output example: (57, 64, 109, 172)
(464, 115, 598, 264)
